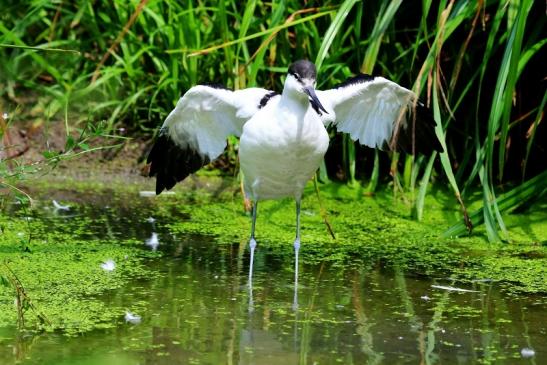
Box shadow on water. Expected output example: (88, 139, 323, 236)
(0, 191, 545, 364)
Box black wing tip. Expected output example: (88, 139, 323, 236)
(391, 102, 444, 155)
(335, 73, 376, 89)
(147, 131, 209, 195)
(416, 103, 444, 154)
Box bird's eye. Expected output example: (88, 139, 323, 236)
(290, 72, 300, 81)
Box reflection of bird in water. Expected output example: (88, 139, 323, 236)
(144, 216, 160, 251)
(147, 59, 441, 300)
(145, 232, 160, 251)
(239, 327, 300, 365)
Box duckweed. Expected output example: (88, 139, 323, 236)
(0, 175, 545, 335)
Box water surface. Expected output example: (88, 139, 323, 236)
(0, 192, 545, 364)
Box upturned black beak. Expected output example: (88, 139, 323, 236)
(303, 86, 328, 114)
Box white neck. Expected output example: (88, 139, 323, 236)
(280, 75, 309, 115)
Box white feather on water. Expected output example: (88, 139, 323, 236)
(100, 259, 115, 271)
(520, 348, 535, 358)
(52, 200, 70, 211)
(125, 311, 142, 324)
(431, 285, 478, 293)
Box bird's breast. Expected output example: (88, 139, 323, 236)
(239, 107, 329, 200)
(242, 107, 328, 155)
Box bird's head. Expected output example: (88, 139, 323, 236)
(285, 60, 328, 114)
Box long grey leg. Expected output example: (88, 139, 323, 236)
(293, 199, 301, 311)
(248, 201, 258, 283)
(248, 201, 258, 313)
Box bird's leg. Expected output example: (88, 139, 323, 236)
(248, 201, 258, 284)
(248, 201, 258, 313)
(293, 199, 301, 311)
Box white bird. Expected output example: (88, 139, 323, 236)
(147, 60, 441, 287)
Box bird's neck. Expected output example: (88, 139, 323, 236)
(280, 88, 309, 116)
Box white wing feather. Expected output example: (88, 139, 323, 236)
(317, 77, 416, 149)
(163, 86, 272, 160)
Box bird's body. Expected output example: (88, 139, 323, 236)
(147, 60, 443, 302)
(240, 90, 329, 201)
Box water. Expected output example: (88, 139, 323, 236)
(0, 192, 545, 364)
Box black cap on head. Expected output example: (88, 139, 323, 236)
(288, 60, 317, 80)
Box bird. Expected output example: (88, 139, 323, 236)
(147, 59, 442, 289)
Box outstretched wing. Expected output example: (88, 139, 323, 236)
(147, 85, 274, 194)
(316, 74, 442, 154)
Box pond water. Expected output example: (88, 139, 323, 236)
(0, 190, 545, 364)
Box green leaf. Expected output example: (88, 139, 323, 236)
(65, 135, 75, 151)
(315, 0, 360, 72)
(444, 169, 547, 238)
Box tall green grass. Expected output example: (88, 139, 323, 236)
(0, 0, 545, 241)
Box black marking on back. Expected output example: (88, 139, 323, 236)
(147, 128, 210, 194)
(390, 102, 444, 155)
(258, 91, 279, 109)
(288, 60, 317, 80)
(335, 73, 376, 89)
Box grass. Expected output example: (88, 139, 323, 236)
(0, 0, 546, 241)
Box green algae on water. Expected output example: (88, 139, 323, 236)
(0, 176, 545, 335)
(0, 200, 161, 335)
(162, 179, 547, 294)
